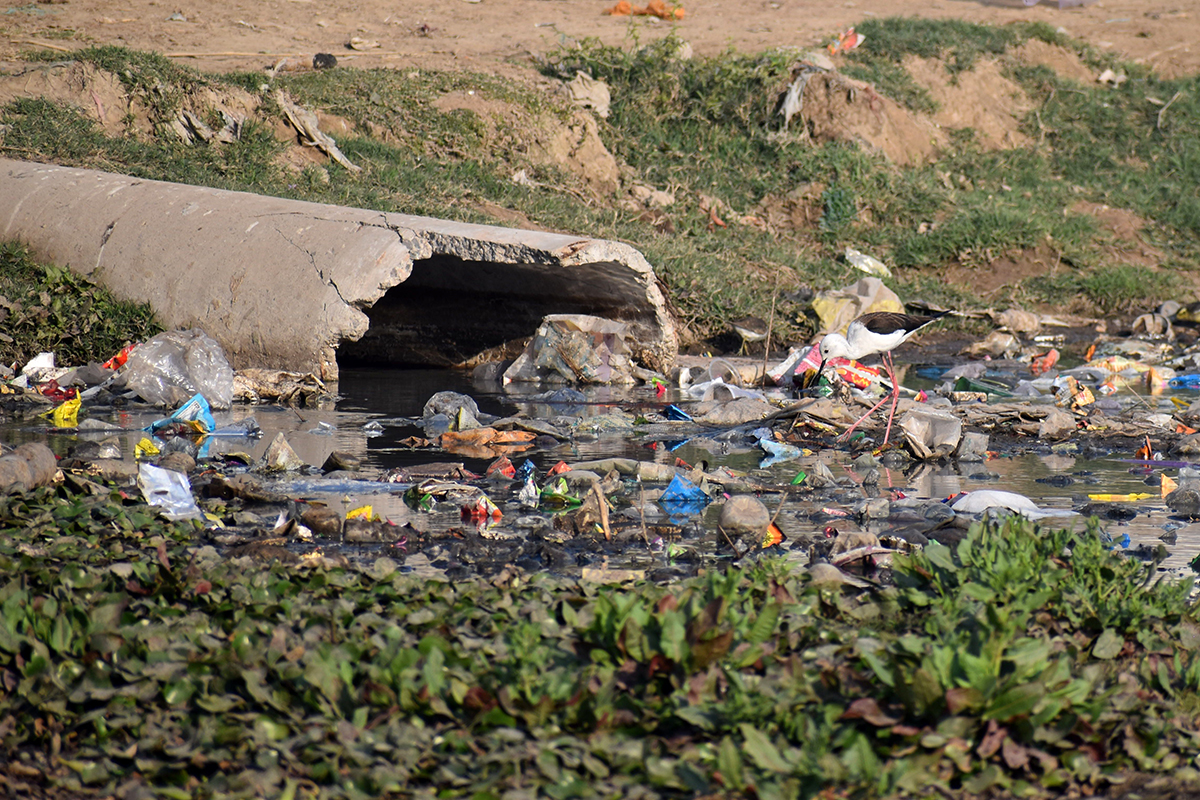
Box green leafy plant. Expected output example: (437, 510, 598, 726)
(0, 241, 160, 367)
(1, 483, 1197, 800)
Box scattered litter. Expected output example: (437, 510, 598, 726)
(123, 329, 235, 409)
(603, 0, 684, 20)
(950, 490, 1078, 521)
(566, 72, 611, 118)
(275, 90, 361, 173)
(40, 397, 80, 428)
(259, 432, 306, 472)
(811, 277, 904, 337)
(844, 247, 892, 279)
(503, 315, 636, 385)
(827, 26, 865, 56)
(899, 406, 961, 460)
(138, 462, 202, 520)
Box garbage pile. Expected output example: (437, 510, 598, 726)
(4, 297, 1200, 586)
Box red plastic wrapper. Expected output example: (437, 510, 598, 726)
(827, 357, 882, 390)
(102, 343, 137, 370)
(38, 380, 76, 402)
(485, 455, 516, 479)
(461, 495, 502, 521)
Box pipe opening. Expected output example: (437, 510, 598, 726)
(337, 252, 653, 368)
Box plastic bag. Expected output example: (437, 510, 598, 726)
(899, 406, 962, 460)
(123, 329, 234, 409)
(811, 277, 903, 337)
(503, 315, 634, 385)
(138, 463, 202, 520)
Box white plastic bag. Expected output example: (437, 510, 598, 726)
(138, 463, 202, 520)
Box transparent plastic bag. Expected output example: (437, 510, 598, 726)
(123, 329, 234, 409)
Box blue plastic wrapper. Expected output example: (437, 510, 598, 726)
(146, 393, 216, 434)
(659, 473, 710, 520)
(665, 404, 693, 422)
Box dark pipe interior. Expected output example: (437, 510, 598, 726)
(337, 253, 652, 367)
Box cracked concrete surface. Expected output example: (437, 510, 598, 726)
(0, 159, 677, 380)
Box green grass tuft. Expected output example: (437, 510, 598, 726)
(0, 241, 161, 367)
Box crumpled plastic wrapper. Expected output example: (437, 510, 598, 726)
(811, 277, 904, 337)
(123, 328, 234, 409)
(899, 406, 962, 460)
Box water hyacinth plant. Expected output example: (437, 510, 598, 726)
(0, 479, 1198, 798)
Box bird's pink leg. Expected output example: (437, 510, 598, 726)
(882, 351, 901, 446)
(839, 361, 893, 441)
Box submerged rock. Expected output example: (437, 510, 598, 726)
(718, 496, 770, 534)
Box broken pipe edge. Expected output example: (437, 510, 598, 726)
(0, 158, 678, 378)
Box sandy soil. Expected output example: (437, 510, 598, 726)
(1, 0, 1199, 80)
(0, 0, 1195, 334)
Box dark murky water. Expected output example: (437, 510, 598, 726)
(5, 368, 1198, 580)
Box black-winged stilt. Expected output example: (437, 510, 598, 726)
(819, 310, 949, 445)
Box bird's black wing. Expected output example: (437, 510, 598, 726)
(858, 310, 950, 335)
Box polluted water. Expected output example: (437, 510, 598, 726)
(5, 364, 1200, 585)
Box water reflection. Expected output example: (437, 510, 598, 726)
(0, 367, 1195, 578)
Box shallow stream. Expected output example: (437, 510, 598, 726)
(5, 367, 1198, 582)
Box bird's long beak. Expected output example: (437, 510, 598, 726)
(809, 352, 832, 395)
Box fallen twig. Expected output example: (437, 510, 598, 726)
(16, 39, 73, 52)
(1158, 90, 1184, 131)
(717, 523, 745, 560)
(760, 279, 779, 385)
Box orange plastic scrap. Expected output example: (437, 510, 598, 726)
(1146, 367, 1166, 395)
(440, 428, 536, 459)
(493, 430, 537, 444)
(604, 0, 684, 19)
(1030, 348, 1059, 377)
(828, 357, 882, 391)
(439, 428, 536, 448)
(1084, 342, 1096, 362)
(440, 428, 498, 448)
(760, 522, 786, 549)
(1161, 474, 1178, 499)
(644, 0, 684, 18)
(1178, 423, 1198, 435)
(828, 26, 865, 55)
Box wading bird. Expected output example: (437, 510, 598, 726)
(819, 310, 949, 445)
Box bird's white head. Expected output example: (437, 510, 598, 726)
(818, 333, 852, 363)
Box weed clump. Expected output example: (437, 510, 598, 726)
(0, 241, 161, 368)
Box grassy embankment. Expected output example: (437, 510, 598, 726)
(1, 17, 1196, 353)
